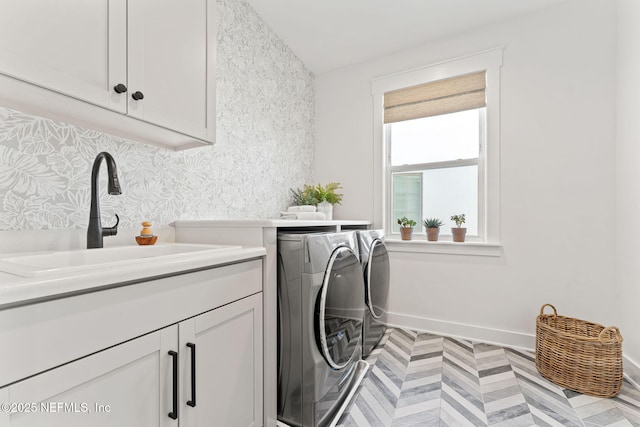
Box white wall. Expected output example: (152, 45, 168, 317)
(316, 0, 618, 347)
(616, 0, 640, 386)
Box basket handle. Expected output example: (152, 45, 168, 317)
(539, 303, 557, 317)
(598, 326, 623, 344)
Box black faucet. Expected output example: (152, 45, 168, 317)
(87, 152, 122, 249)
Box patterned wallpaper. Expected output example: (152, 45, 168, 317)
(0, 0, 314, 231)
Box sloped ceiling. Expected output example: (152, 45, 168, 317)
(246, 0, 571, 75)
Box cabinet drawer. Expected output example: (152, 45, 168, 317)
(0, 259, 262, 387)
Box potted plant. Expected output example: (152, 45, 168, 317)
(397, 217, 417, 240)
(311, 182, 343, 205)
(422, 218, 444, 242)
(450, 214, 466, 242)
(290, 182, 343, 219)
(290, 186, 319, 207)
(312, 182, 342, 220)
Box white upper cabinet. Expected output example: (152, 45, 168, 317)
(0, 0, 127, 113)
(128, 0, 214, 141)
(0, 0, 215, 150)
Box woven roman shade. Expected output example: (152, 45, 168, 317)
(384, 71, 486, 124)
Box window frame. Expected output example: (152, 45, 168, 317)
(371, 48, 503, 251)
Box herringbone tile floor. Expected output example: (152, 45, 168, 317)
(338, 328, 640, 427)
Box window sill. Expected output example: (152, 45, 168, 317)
(385, 239, 503, 257)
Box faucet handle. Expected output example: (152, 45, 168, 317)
(102, 214, 120, 237)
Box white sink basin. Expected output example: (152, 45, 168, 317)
(0, 243, 241, 278)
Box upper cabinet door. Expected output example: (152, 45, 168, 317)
(0, 0, 128, 113)
(127, 0, 215, 141)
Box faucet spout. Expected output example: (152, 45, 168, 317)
(87, 152, 122, 249)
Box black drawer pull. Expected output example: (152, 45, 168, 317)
(168, 350, 178, 420)
(187, 343, 196, 407)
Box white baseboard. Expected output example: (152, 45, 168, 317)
(384, 311, 536, 351)
(624, 355, 640, 390)
(385, 311, 640, 389)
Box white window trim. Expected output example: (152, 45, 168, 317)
(371, 48, 503, 255)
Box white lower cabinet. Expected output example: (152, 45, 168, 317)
(0, 293, 262, 427)
(179, 294, 263, 427)
(1, 328, 175, 427)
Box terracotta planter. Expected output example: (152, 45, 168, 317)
(426, 228, 440, 242)
(400, 227, 413, 241)
(451, 227, 467, 242)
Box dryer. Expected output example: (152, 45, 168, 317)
(277, 231, 369, 427)
(356, 230, 390, 358)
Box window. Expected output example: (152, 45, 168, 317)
(371, 49, 502, 245)
(388, 105, 483, 237)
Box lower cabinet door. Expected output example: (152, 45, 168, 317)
(0, 327, 178, 427)
(179, 293, 263, 427)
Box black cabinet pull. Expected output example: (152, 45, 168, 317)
(187, 343, 196, 407)
(132, 91, 144, 101)
(113, 83, 127, 94)
(168, 350, 178, 420)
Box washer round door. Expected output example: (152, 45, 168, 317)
(317, 246, 365, 370)
(365, 239, 390, 319)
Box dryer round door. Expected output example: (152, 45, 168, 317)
(317, 246, 365, 370)
(365, 239, 390, 319)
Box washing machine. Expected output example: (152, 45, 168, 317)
(356, 230, 390, 359)
(277, 231, 369, 427)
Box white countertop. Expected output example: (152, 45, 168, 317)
(0, 244, 266, 309)
(172, 219, 371, 228)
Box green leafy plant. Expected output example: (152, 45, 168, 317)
(397, 217, 417, 228)
(450, 214, 466, 228)
(312, 182, 343, 205)
(423, 218, 444, 229)
(290, 186, 319, 206)
(290, 182, 343, 206)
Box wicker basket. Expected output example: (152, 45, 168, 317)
(535, 303, 623, 397)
